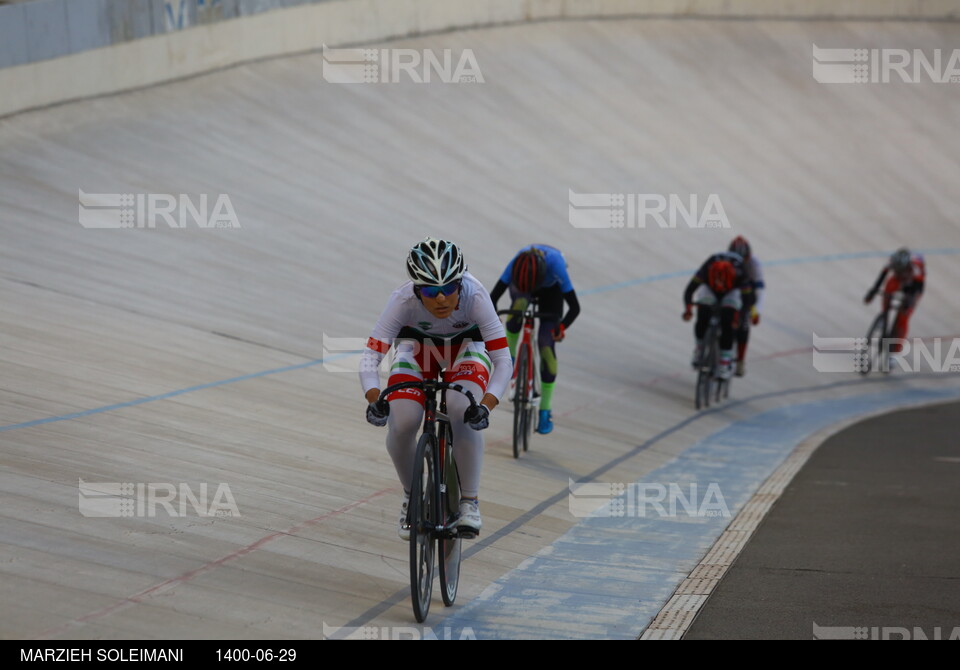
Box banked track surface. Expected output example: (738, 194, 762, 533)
(2, 17, 960, 640)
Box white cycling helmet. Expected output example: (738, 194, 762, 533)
(406, 237, 466, 286)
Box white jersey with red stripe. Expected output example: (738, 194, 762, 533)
(359, 271, 511, 399)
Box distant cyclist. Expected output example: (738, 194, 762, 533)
(360, 238, 512, 539)
(682, 251, 756, 380)
(489, 244, 580, 435)
(728, 236, 765, 377)
(864, 247, 926, 354)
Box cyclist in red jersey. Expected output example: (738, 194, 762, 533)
(864, 247, 926, 354)
(682, 252, 756, 380)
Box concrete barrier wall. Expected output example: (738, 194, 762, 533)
(0, 0, 268, 69)
(1, 0, 958, 117)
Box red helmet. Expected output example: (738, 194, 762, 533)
(708, 260, 737, 294)
(729, 235, 751, 260)
(510, 248, 545, 293)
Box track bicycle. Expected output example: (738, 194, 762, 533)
(861, 291, 904, 375)
(377, 379, 479, 623)
(693, 304, 731, 410)
(497, 306, 558, 458)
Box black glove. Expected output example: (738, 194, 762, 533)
(366, 399, 390, 427)
(864, 289, 876, 304)
(463, 404, 490, 431)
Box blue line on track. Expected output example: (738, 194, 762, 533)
(3, 248, 957, 432)
(0, 357, 339, 432)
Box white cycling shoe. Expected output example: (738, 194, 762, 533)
(398, 491, 411, 541)
(718, 351, 734, 380)
(457, 499, 482, 537)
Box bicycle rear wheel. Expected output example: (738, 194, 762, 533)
(409, 433, 436, 623)
(512, 342, 532, 458)
(438, 422, 462, 607)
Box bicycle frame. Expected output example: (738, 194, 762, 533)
(517, 308, 540, 415)
(498, 305, 556, 457)
(381, 379, 476, 540)
(881, 291, 906, 327)
(377, 378, 478, 622)
(423, 383, 464, 539)
(863, 291, 905, 375)
(520, 312, 539, 391)
(694, 303, 730, 409)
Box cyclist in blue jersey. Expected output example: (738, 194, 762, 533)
(489, 245, 580, 435)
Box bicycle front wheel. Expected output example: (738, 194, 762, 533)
(409, 433, 437, 622)
(716, 375, 729, 403)
(438, 423, 462, 606)
(695, 367, 711, 409)
(523, 402, 535, 452)
(863, 313, 886, 375)
(523, 347, 537, 452)
(512, 343, 532, 458)
(695, 333, 717, 410)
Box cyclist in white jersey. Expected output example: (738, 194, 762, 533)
(360, 238, 511, 539)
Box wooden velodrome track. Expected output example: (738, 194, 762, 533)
(2, 17, 959, 640)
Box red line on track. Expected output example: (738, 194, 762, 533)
(35, 487, 395, 639)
